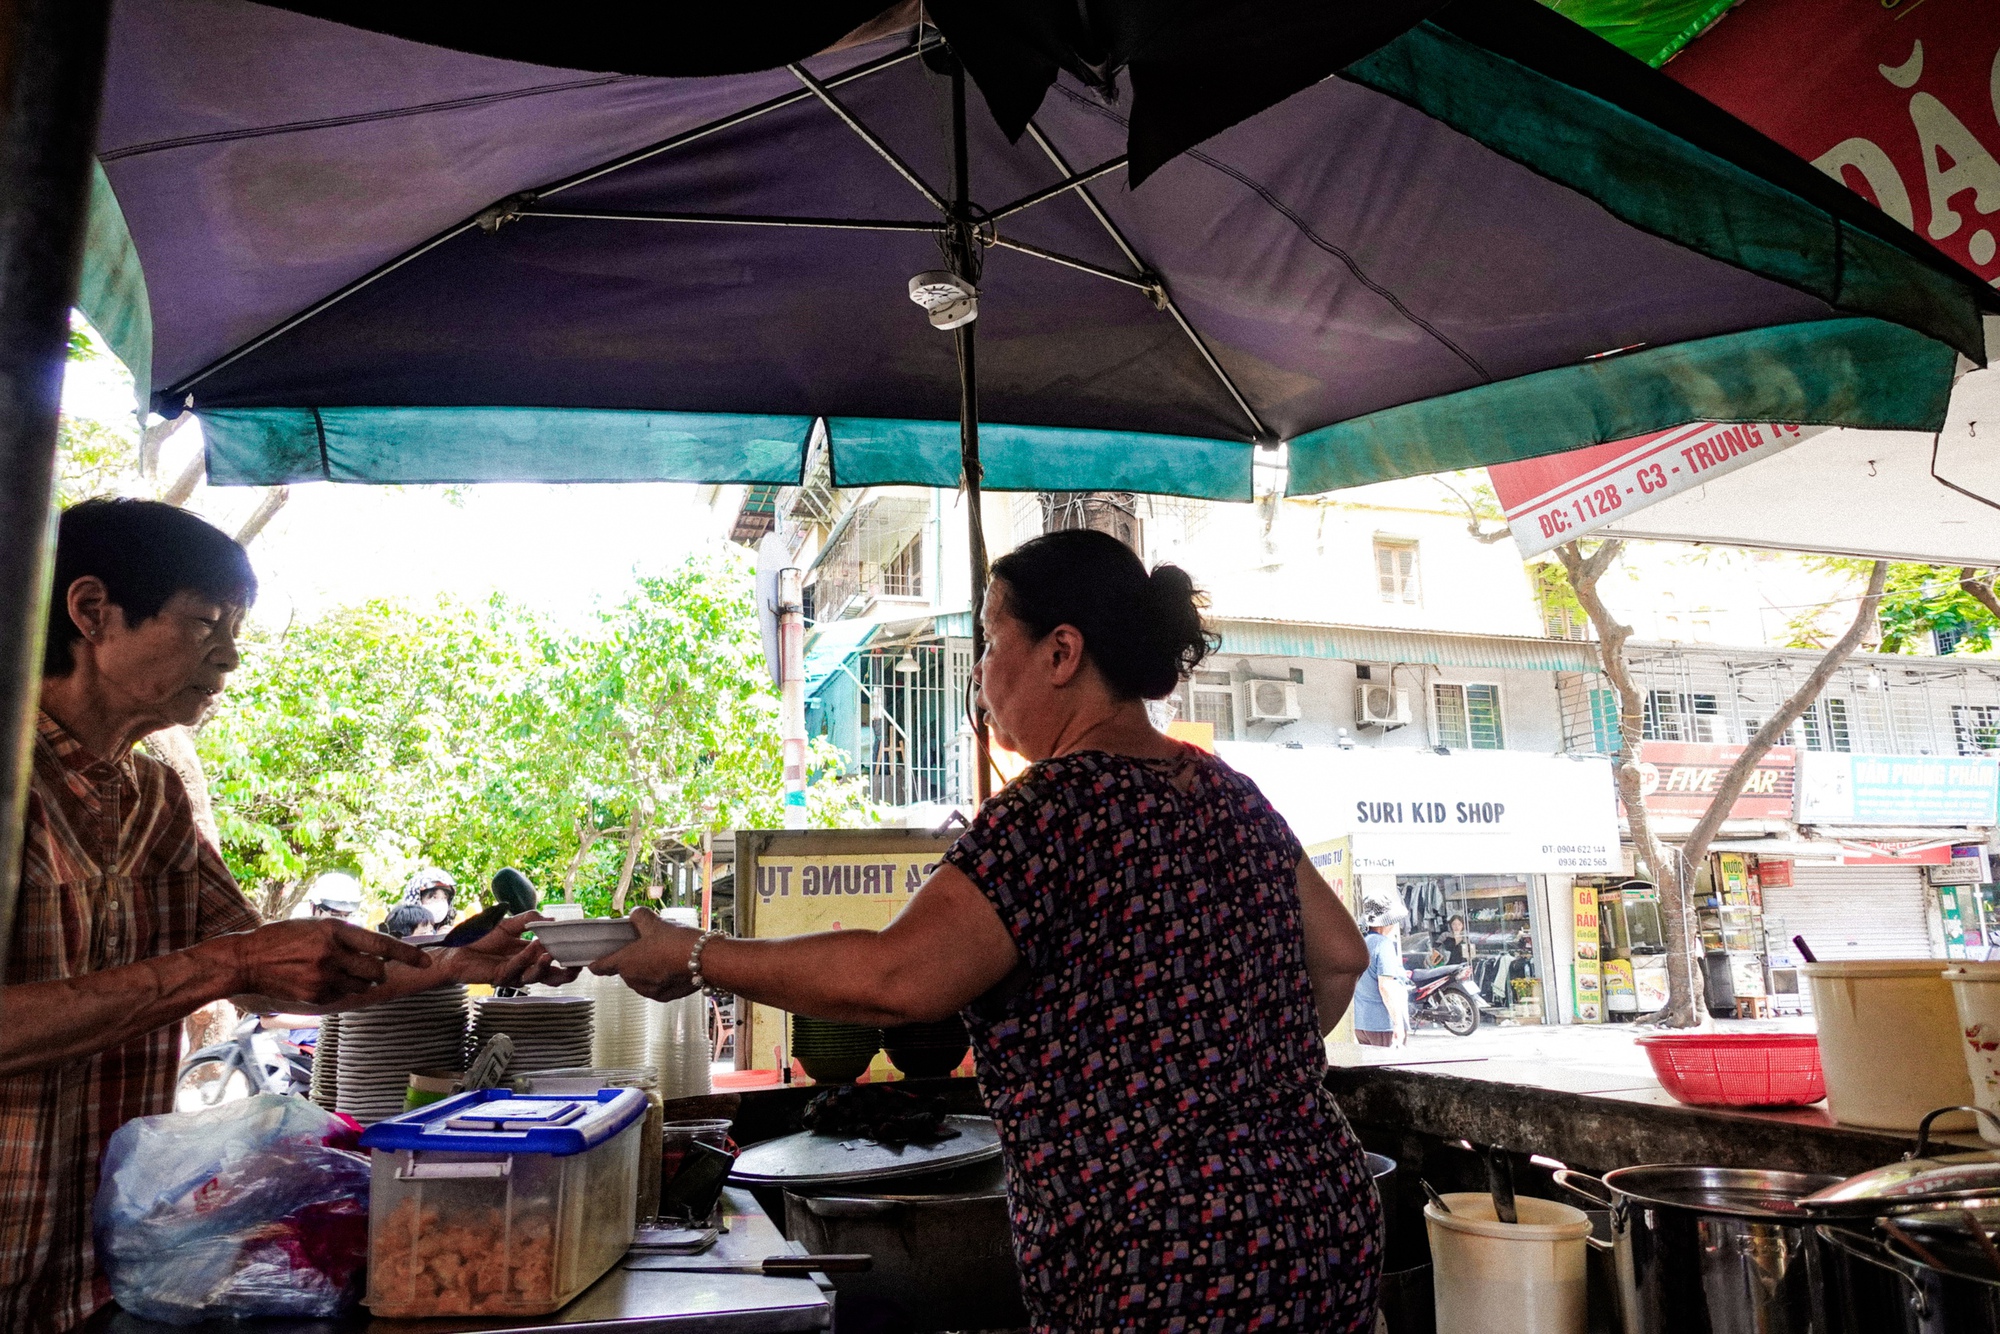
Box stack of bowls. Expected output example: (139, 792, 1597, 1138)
(530, 974, 648, 1069)
(884, 1016, 972, 1079)
(335, 985, 469, 1124)
(792, 1015, 883, 1084)
(308, 1012, 340, 1111)
(470, 995, 595, 1074)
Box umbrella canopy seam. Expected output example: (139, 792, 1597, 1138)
(1039, 78, 1495, 389)
(98, 74, 641, 162)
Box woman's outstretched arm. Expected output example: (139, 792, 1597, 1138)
(590, 864, 1020, 1026)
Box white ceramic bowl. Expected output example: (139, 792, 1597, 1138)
(529, 918, 639, 966)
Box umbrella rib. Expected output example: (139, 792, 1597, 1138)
(527, 209, 945, 232)
(164, 41, 940, 401)
(987, 236, 1156, 293)
(788, 63, 948, 216)
(980, 156, 1128, 225)
(543, 39, 938, 200)
(1022, 122, 1271, 443)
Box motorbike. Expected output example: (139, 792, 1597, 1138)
(1406, 962, 1484, 1037)
(175, 1016, 315, 1109)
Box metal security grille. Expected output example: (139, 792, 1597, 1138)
(1435, 683, 1504, 749)
(855, 640, 963, 807)
(811, 496, 931, 622)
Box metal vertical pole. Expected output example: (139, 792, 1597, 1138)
(776, 566, 807, 828)
(0, 0, 113, 985)
(950, 57, 992, 804)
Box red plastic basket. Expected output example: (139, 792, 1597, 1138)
(1636, 1032, 1826, 1108)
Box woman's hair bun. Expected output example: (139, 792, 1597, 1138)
(989, 528, 1217, 700)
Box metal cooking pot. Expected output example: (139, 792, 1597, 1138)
(783, 1157, 1025, 1334)
(1817, 1213, 2000, 1334)
(1556, 1164, 1869, 1334)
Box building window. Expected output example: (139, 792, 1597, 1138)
(1435, 683, 1505, 750)
(1954, 704, 2000, 756)
(1190, 671, 1236, 741)
(1375, 539, 1420, 605)
(1794, 698, 1854, 752)
(880, 535, 922, 597)
(1643, 690, 1721, 742)
(1937, 625, 1966, 656)
(1589, 687, 1621, 754)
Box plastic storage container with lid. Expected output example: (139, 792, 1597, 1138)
(360, 1087, 646, 1317)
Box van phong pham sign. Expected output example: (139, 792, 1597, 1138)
(734, 828, 955, 1078)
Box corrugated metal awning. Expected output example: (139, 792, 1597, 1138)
(1212, 618, 1599, 673)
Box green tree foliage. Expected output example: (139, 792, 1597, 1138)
(57, 316, 143, 504)
(197, 557, 873, 918)
(1784, 559, 1997, 654)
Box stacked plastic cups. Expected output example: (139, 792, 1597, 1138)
(649, 908, 712, 1101)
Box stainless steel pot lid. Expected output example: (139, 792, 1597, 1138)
(730, 1115, 1002, 1187)
(1801, 1153, 2000, 1217)
(1603, 1165, 1842, 1219)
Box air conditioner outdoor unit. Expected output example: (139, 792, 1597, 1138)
(1354, 684, 1411, 730)
(1247, 680, 1301, 723)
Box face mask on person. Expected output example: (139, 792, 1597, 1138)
(423, 891, 453, 924)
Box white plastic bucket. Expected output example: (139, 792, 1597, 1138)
(1804, 960, 1974, 1131)
(1425, 1193, 1590, 1334)
(1945, 962, 2000, 1144)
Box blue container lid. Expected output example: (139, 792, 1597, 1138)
(360, 1087, 647, 1157)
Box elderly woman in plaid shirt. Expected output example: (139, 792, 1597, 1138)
(0, 499, 572, 1332)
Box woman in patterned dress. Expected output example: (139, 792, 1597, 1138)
(595, 529, 1383, 1333)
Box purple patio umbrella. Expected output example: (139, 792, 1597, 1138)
(83, 0, 1998, 794)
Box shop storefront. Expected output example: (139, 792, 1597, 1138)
(1217, 744, 1621, 1026)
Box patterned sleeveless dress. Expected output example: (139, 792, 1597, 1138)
(943, 746, 1382, 1334)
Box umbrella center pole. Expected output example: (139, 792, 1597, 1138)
(942, 54, 994, 805)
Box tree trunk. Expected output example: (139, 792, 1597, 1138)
(140, 724, 219, 848)
(1961, 568, 2000, 621)
(1679, 561, 1888, 866)
(1556, 540, 1705, 1026)
(1558, 544, 1889, 1028)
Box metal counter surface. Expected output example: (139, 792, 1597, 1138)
(92, 1189, 831, 1334)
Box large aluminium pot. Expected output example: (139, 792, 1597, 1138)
(1817, 1215, 2000, 1334)
(782, 1156, 1025, 1334)
(1555, 1164, 1890, 1334)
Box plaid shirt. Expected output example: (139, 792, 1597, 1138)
(1, 712, 260, 1333)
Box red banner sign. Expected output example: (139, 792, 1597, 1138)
(1670, 0, 2000, 287)
(1633, 742, 1798, 820)
(1492, 422, 1823, 555)
(1491, 0, 1999, 554)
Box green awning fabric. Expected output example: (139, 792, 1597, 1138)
(200, 407, 814, 486)
(803, 619, 880, 698)
(75, 160, 152, 419)
(826, 418, 1255, 501)
(1288, 316, 1959, 495)
(1539, 0, 1733, 67)
(1344, 21, 1986, 364)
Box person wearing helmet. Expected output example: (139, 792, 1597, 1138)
(402, 869, 458, 931)
(295, 870, 362, 924)
(1352, 894, 1411, 1047)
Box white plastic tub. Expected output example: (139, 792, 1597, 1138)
(1945, 962, 2000, 1144)
(1425, 1193, 1590, 1334)
(1804, 960, 1974, 1131)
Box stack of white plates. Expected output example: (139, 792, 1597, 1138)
(471, 995, 595, 1074)
(308, 1012, 340, 1111)
(333, 985, 469, 1124)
